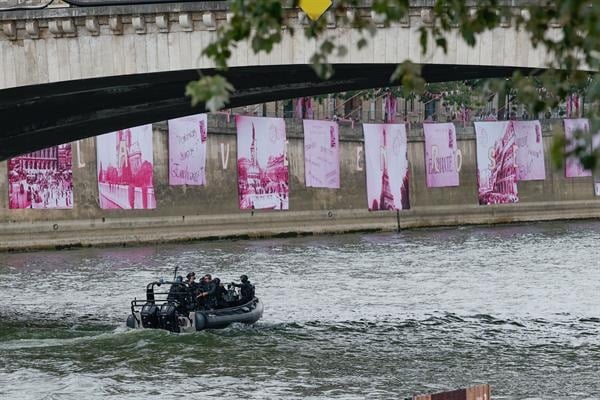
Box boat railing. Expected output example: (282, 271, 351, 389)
(130, 281, 195, 317)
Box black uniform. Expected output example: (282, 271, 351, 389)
(197, 279, 218, 309)
(233, 280, 255, 305)
(167, 281, 192, 313)
(212, 278, 228, 308)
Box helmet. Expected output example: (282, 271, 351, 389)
(240, 274, 248, 283)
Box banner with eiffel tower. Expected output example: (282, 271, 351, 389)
(236, 116, 289, 211)
(363, 123, 410, 211)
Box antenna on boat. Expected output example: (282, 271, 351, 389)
(173, 266, 178, 281)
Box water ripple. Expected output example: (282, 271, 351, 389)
(0, 220, 599, 399)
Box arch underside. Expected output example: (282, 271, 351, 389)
(0, 63, 536, 161)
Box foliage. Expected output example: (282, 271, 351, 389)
(184, 0, 600, 167)
(186, 75, 234, 112)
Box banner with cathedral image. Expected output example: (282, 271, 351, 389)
(474, 121, 519, 205)
(8, 144, 73, 209)
(423, 123, 460, 187)
(303, 120, 340, 189)
(564, 119, 592, 178)
(236, 116, 289, 210)
(168, 113, 208, 186)
(363, 123, 410, 211)
(96, 124, 156, 210)
(513, 120, 546, 181)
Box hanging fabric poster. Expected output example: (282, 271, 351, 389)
(513, 120, 546, 181)
(423, 122, 460, 187)
(363, 123, 410, 211)
(303, 120, 340, 189)
(96, 124, 156, 210)
(474, 121, 519, 205)
(8, 144, 73, 209)
(168, 113, 208, 186)
(236, 116, 289, 210)
(592, 124, 600, 196)
(564, 119, 592, 178)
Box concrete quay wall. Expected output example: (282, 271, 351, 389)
(0, 116, 598, 251)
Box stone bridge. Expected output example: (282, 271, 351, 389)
(0, 0, 558, 159)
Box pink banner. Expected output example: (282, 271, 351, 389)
(303, 120, 340, 189)
(8, 144, 73, 209)
(474, 121, 519, 205)
(423, 123, 460, 187)
(513, 120, 546, 181)
(363, 123, 410, 211)
(96, 125, 156, 210)
(236, 116, 289, 210)
(168, 114, 207, 185)
(594, 128, 600, 196)
(564, 119, 592, 178)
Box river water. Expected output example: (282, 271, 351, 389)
(0, 220, 599, 399)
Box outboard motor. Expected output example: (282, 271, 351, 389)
(158, 303, 180, 333)
(140, 302, 159, 329)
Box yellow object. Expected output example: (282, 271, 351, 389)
(299, 0, 332, 21)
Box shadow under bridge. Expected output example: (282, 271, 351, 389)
(0, 63, 534, 161)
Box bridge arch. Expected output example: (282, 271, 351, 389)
(0, 2, 556, 158)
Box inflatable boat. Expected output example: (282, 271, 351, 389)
(125, 280, 263, 333)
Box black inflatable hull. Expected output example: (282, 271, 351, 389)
(127, 298, 263, 333)
(195, 298, 263, 330)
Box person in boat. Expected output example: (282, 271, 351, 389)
(223, 282, 240, 307)
(231, 275, 255, 305)
(185, 272, 200, 305)
(196, 274, 217, 309)
(168, 275, 191, 313)
(185, 272, 196, 285)
(185, 272, 198, 292)
(212, 277, 228, 308)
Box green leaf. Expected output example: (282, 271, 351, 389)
(185, 75, 235, 112)
(550, 134, 567, 169)
(435, 37, 448, 53)
(419, 28, 428, 55)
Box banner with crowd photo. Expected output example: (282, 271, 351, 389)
(303, 120, 340, 189)
(168, 114, 208, 186)
(513, 120, 546, 181)
(8, 144, 73, 209)
(423, 123, 460, 188)
(236, 116, 289, 210)
(474, 121, 519, 205)
(363, 123, 410, 211)
(96, 124, 156, 210)
(564, 119, 592, 178)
